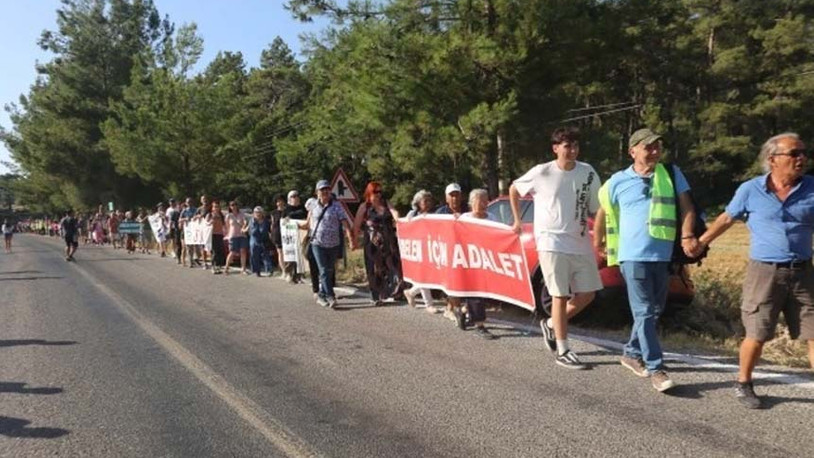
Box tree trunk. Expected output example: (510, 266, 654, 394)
(497, 129, 507, 195)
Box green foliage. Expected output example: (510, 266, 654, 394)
(3, 0, 814, 213)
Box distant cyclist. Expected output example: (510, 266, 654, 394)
(60, 210, 79, 261)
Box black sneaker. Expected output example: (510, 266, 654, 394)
(475, 326, 496, 340)
(734, 381, 762, 409)
(454, 307, 467, 330)
(555, 350, 588, 370)
(540, 319, 556, 352)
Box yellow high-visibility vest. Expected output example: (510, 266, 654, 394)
(598, 164, 676, 266)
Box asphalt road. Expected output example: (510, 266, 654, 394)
(1, 234, 812, 457)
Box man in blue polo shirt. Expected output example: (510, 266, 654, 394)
(698, 132, 814, 409)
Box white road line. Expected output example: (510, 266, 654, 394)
(490, 318, 814, 391)
(67, 260, 322, 458)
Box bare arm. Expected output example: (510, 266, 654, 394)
(509, 183, 523, 234)
(342, 218, 357, 250)
(678, 191, 699, 256)
(297, 211, 311, 231)
(352, 202, 367, 243)
(593, 207, 606, 259)
(698, 212, 737, 249)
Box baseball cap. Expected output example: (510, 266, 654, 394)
(168, 198, 176, 204)
(445, 183, 462, 195)
(287, 190, 299, 199)
(253, 206, 264, 213)
(629, 128, 662, 149)
(315, 180, 331, 191)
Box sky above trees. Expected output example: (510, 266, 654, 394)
(0, 0, 327, 174)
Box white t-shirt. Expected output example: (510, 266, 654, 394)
(2, 223, 12, 235)
(513, 160, 601, 255)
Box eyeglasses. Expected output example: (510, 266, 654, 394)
(372, 190, 383, 194)
(773, 149, 808, 159)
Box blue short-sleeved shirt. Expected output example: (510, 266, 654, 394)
(606, 164, 690, 262)
(725, 174, 814, 262)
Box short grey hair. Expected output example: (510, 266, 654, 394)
(411, 190, 432, 211)
(468, 188, 489, 208)
(760, 132, 800, 172)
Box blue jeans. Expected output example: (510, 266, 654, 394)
(619, 261, 669, 372)
(312, 244, 340, 300)
(249, 240, 271, 274)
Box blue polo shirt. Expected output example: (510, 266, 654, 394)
(725, 174, 814, 262)
(606, 164, 690, 262)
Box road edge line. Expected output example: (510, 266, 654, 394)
(67, 259, 322, 458)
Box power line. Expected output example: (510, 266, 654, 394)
(554, 104, 642, 124)
(565, 101, 638, 113)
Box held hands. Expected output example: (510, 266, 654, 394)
(681, 236, 705, 258)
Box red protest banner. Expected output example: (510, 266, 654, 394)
(397, 215, 535, 311)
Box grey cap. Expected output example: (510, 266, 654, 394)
(629, 128, 662, 149)
(315, 180, 331, 191)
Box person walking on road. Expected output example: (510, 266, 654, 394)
(456, 189, 500, 340)
(284, 190, 308, 282)
(509, 127, 602, 369)
(207, 200, 227, 275)
(197, 195, 212, 269)
(695, 133, 814, 409)
(167, 198, 182, 264)
(153, 204, 168, 258)
(2, 219, 13, 253)
(179, 197, 197, 267)
(594, 127, 698, 392)
(59, 210, 79, 261)
(353, 181, 401, 306)
(248, 206, 272, 277)
(224, 201, 249, 275)
(299, 180, 355, 308)
(435, 183, 468, 322)
(404, 190, 437, 312)
(270, 195, 287, 277)
(108, 209, 120, 249)
(137, 209, 151, 254)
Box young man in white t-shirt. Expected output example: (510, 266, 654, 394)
(509, 127, 602, 370)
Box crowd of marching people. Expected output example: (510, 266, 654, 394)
(10, 125, 814, 407)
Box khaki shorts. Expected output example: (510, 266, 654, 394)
(741, 260, 814, 342)
(538, 251, 602, 297)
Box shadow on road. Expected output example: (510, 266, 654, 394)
(0, 340, 77, 347)
(0, 382, 63, 395)
(0, 270, 44, 275)
(0, 416, 69, 439)
(76, 257, 147, 262)
(0, 276, 63, 282)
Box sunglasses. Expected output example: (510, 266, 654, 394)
(773, 149, 808, 159)
(372, 190, 383, 194)
(641, 177, 652, 198)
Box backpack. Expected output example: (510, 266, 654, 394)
(665, 162, 708, 265)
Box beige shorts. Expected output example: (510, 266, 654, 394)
(538, 251, 602, 297)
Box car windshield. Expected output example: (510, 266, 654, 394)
(487, 200, 533, 225)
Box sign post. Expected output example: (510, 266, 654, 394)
(330, 168, 360, 267)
